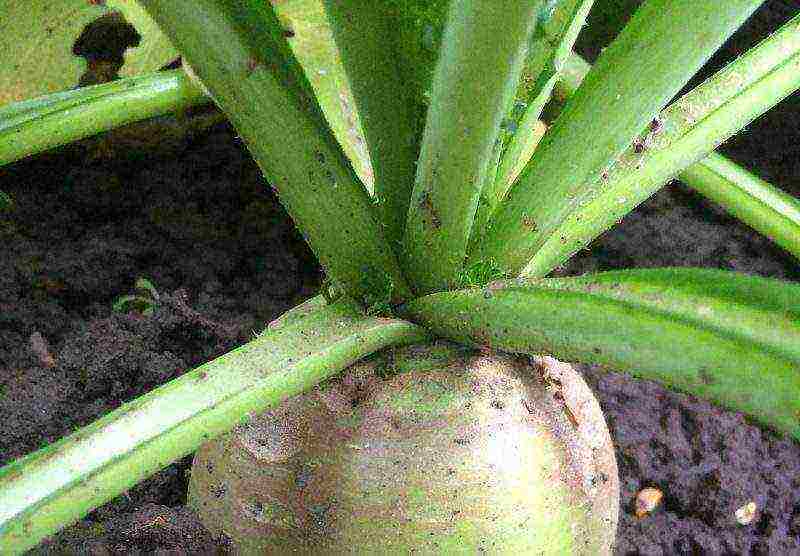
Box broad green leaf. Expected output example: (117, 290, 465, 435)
(402, 268, 800, 440)
(0, 0, 177, 106)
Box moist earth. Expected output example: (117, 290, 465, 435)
(1, 3, 799, 554)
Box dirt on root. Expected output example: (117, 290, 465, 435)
(1, 2, 799, 554)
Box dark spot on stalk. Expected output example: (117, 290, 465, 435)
(246, 57, 261, 76)
(593, 347, 602, 355)
(418, 191, 441, 229)
(632, 139, 646, 154)
(698, 367, 715, 385)
(521, 214, 537, 231)
(650, 117, 663, 134)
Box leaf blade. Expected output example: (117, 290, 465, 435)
(401, 268, 800, 440)
(523, 16, 800, 277)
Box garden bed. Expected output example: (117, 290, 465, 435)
(1, 2, 798, 553)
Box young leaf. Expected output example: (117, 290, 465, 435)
(322, 1, 418, 250)
(138, 0, 412, 304)
(402, 0, 543, 294)
(471, 0, 764, 276)
(401, 267, 800, 440)
(0, 299, 429, 554)
(0, 0, 176, 106)
(522, 15, 800, 277)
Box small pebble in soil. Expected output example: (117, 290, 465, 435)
(735, 501, 757, 526)
(635, 487, 664, 519)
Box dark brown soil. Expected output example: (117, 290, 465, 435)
(0, 122, 321, 554)
(1, 3, 799, 554)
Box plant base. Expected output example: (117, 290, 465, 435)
(188, 342, 619, 554)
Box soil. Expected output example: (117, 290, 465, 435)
(1, 2, 799, 554)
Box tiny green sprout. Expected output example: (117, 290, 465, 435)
(0, 191, 13, 212)
(112, 276, 160, 316)
(134, 277, 159, 299)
